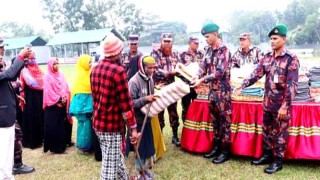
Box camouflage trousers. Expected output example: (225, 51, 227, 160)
(209, 94, 232, 151)
(14, 120, 23, 165)
(158, 102, 179, 131)
(181, 88, 197, 122)
(263, 110, 290, 158)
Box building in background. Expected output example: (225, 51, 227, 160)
(47, 28, 124, 63)
(4, 36, 49, 64)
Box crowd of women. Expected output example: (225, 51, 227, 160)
(16, 53, 101, 161)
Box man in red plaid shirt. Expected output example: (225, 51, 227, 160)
(90, 33, 139, 180)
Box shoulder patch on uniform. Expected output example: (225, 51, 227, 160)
(286, 51, 297, 59)
(291, 58, 299, 70)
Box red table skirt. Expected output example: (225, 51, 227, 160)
(181, 99, 320, 160)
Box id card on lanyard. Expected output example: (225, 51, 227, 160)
(274, 74, 279, 83)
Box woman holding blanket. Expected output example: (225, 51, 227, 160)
(126, 56, 157, 179)
(43, 58, 70, 153)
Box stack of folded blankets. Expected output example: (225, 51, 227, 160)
(231, 66, 265, 102)
(232, 86, 264, 102)
(195, 83, 210, 100)
(294, 71, 311, 102)
(308, 66, 320, 102)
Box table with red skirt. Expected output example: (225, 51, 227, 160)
(181, 99, 320, 160)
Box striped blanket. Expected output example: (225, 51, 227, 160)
(141, 80, 190, 117)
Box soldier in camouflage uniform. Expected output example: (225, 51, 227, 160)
(179, 36, 204, 122)
(150, 33, 181, 147)
(122, 35, 143, 80)
(191, 22, 232, 164)
(232, 33, 264, 68)
(13, 120, 35, 174)
(234, 24, 299, 174)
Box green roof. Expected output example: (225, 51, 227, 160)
(5, 36, 47, 50)
(47, 28, 125, 46)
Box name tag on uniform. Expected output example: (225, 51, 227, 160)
(274, 74, 279, 83)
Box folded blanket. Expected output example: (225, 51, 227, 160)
(298, 81, 309, 86)
(231, 94, 263, 102)
(298, 75, 309, 82)
(310, 93, 320, 99)
(309, 87, 320, 93)
(314, 96, 320, 103)
(240, 87, 264, 97)
(310, 82, 320, 87)
(141, 80, 190, 117)
(293, 96, 312, 102)
(309, 67, 320, 75)
(309, 75, 320, 82)
(295, 90, 309, 94)
(195, 83, 209, 95)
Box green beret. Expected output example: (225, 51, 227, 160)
(201, 22, 219, 35)
(268, 24, 288, 37)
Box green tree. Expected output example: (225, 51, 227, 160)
(139, 21, 188, 46)
(41, 0, 65, 33)
(294, 13, 320, 44)
(0, 22, 35, 38)
(283, 0, 307, 29)
(82, 0, 109, 30)
(106, 0, 145, 37)
(228, 11, 277, 44)
(41, 0, 145, 36)
(63, 0, 84, 32)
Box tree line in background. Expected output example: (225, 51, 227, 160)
(228, 0, 320, 46)
(0, 0, 319, 46)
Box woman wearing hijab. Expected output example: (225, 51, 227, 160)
(20, 53, 45, 149)
(43, 58, 70, 154)
(69, 55, 94, 153)
(126, 55, 157, 178)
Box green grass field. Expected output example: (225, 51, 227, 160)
(16, 58, 320, 180)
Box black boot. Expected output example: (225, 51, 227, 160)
(13, 163, 35, 175)
(172, 128, 181, 147)
(204, 141, 221, 159)
(212, 144, 231, 164)
(212, 151, 230, 164)
(264, 158, 283, 174)
(251, 150, 273, 165)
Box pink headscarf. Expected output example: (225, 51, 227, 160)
(43, 58, 70, 110)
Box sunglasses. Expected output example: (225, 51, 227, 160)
(130, 43, 138, 46)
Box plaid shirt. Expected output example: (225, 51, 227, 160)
(90, 59, 137, 133)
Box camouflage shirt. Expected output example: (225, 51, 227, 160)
(232, 46, 263, 68)
(180, 49, 204, 64)
(197, 43, 232, 95)
(150, 49, 179, 85)
(241, 49, 299, 112)
(122, 51, 143, 80)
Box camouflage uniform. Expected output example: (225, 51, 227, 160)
(151, 48, 180, 131)
(197, 44, 232, 150)
(241, 49, 299, 158)
(232, 46, 263, 68)
(180, 49, 204, 65)
(122, 51, 143, 80)
(180, 50, 204, 121)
